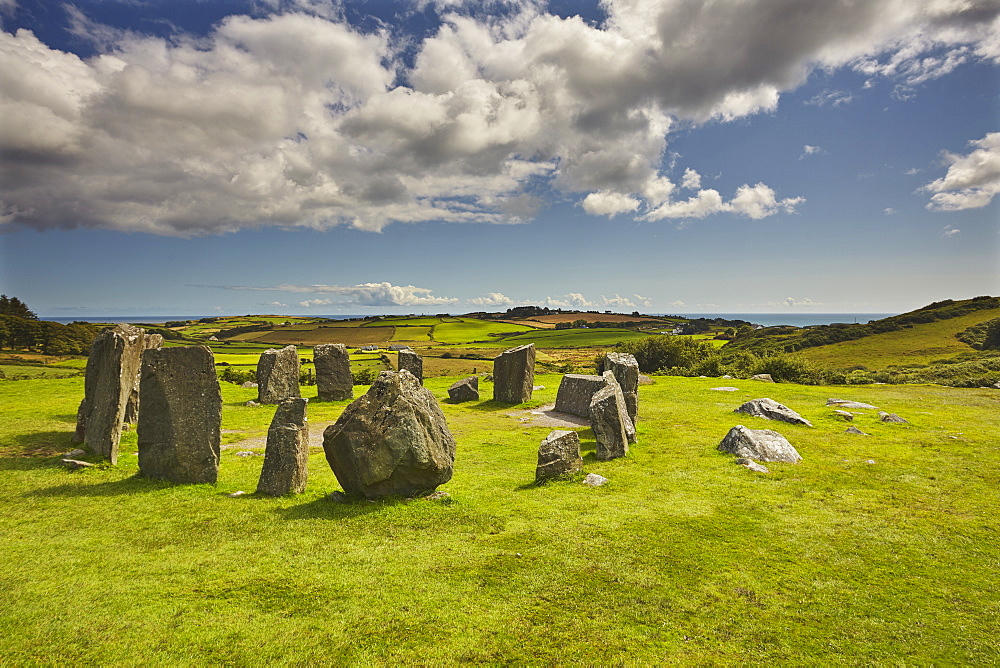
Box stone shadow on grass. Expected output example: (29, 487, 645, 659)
(23, 473, 192, 498)
(0, 456, 57, 472)
(274, 494, 415, 521)
(1, 430, 78, 458)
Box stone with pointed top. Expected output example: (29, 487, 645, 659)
(493, 344, 536, 403)
(735, 398, 812, 426)
(397, 349, 423, 384)
(447, 376, 479, 402)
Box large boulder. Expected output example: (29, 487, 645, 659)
(323, 370, 456, 499)
(535, 430, 583, 483)
(554, 374, 606, 417)
(493, 344, 535, 403)
(257, 345, 301, 404)
(257, 398, 309, 496)
(734, 398, 813, 427)
(123, 333, 163, 424)
(599, 352, 639, 423)
(717, 425, 801, 463)
(314, 343, 353, 402)
(397, 350, 423, 384)
(447, 376, 479, 402)
(588, 374, 634, 461)
(137, 346, 222, 483)
(76, 324, 149, 463)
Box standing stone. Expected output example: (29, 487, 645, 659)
(76, 324, 148, 463)
(257, 398, 309, 496)
(599, 352, 640, 424)
(257, 345, 301, 404)
(398, 350, 423, 384)
(323, 370, 456, 499)
(123, 333, 163, 424)
(734, 398, 813, 426)
(138, 346, 222, 483)
(717, 425, 801, 463)
(554, 374, 606, 417)
(588, 374, 634, 461)
(447, 376, 479, 402)
(493, 344, 535, 403)
(314, 344, 353, 401)
(536, 430, 583, 483)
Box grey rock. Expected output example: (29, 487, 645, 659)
(60, 449, 86, 459)
(424, 490, 452, 501)
(827, 398, 877, 409)
(711, 387, 740, 392)
(123, 333, 163, 424)
(722, 375, 734, 379)
(241, 381, 258, 389)
(256, 345, 300, 404)
(535, 430, 583, 483)
(583, 473, 608, 487)
(735, 457, 770, 474)
(878, 411, 908, 423)
(397, 350, 423, 384)
(833, 410, 854, 421)
(751, 374, 775, 383)
(447, 376, 479, 402)
(533, 385, 545, 391)
(60, 458, 95, 471)
(735, 398, 813, 427)
(323, 370, 456, 499)
(718, 425, 801, 463)
(138, 346, 222, 484)
(257, 397, 309, 496)
(234, 451, 261, 457)
(589, 374, 634, 461)
(845, 426, 870, 436)
(245, 400, 260, 407)
(493, 344, 536, 403)
(637, 374, 654, 385)
(77, 324, 149, 463)
(314, 344, 353, 402)
(227, 490, 247, 497)
(554, 374, 606, 417)
(865, 459, 876, 464)
(599, 352, 639, 423)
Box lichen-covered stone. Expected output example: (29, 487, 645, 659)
(138, 346, 222, 483)
(257, 345, 301, 404)
(123, 333, 163, 424)
(323, 370, 455, 499)
(257, 398, 309, 496)
(314, 343, 353, 402)
(554, 374, 606, 417)
(493, 344, 535, 403)
(447, 376, 479, 402)
(735, 398, 813, 427)
(717, 425, 801, 463)
(878, 411, 908, 423)
(589, 375, 633, 461)
(535, 430, 583, 483)
(397, 350, 423, 384)
(599, 352, 640, 423)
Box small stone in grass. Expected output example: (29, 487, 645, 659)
(583, 473, 608, 487)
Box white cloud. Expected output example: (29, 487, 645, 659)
(941, 225, 961, 238)
(668, 300, 686, 308)
(0, 1, 997, 234)
(299, 298, 333, 307)
(783, 297, 815, 307)
(923, 133, 1000, 211)
(884, 207, 897, 215)
(680, 168, 701, 190)
(805, 90, 853, 107)
(799, 145, 823, 160)
(218, 282, 458, 306)
(633, 294, 652, 307)
(266, 301, 290, 308)
(601, 294, 636, 309)
(468, 292, 514, 306)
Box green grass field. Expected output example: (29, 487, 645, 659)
(477, 327, 653, 348)
(432, 319, 537, 344)
(2, 371, 997, 663)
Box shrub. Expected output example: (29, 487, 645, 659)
(352, 368, 379, 385)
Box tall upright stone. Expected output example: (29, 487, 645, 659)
(323, 370, 455, 499)
(257, 397, 309, 496)
(257, 345, 300, 404)
(123, 333, 164, 424)
(600, 352, 640, 424)
(314, 343, 353, 401)
(493, 343, 535, 403)
(75, 324, 148, 463)
(138, 346, 222, 483)
(554, 374, 606, 417)
(397, 350, 423, 384)
(589, 373, 634, 461)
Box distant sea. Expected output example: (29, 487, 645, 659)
(45, 313, 897, 328)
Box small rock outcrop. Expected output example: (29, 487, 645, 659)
(535, 430, 583, 483)
(554, 374, 606, 417)
(256, 345, 301, 404)
(583, 473, 608, 487)
(599, 352, 639, 424)
(827, 398, 877, 409)
(493, 344, 535, 403)
(447, 376, 479, 402)
(314, 343, 353, 402)
(832, 410, 854, 421)
(256, 398, 309, 496)
(735, 457, 770, 474)
(734, 398, 813, 427)
(323, 370, 456, 499)
(397, 350, 423, 384)
(878, 411, 908, 423)
(138, 346, 222, 483)
(717, 425, 801, 463)
(588, 374, 634, 461)
(751, 374, 775, 383)
(845, 426, 870, 436)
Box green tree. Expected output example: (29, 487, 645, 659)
(0, 295, 38, 320)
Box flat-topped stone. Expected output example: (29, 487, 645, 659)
(735, 398, 813, 427)
(493, 344, 535, 403)
(554, 374, 606, 417)
(256, 345, 300, 404)
(535, 430, 583, 483)
(314, 344, 353, 402)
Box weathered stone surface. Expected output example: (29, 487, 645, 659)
(718, 425, 801, 463)
(583, 473, 608, 487)
(833, 410, 854, 421)
(314, 344, 353, 402)
(878, 411, 908, 423)
(60, 458, 95, 471)
(600, 352, 640, 423)
(323, 370, 456, 499)
(751, 374, 775, 382)
(138, 346, 222, 483)
(241, 381, 258, 389)
(589, 375, 633, 461)
(397, 350, 423, 384)
(257, 397, 309, 496)
(77, 324, 149, 463)
(256, 345, 301, 404)
(735, 398, 813, 427)
(711, 386, 740, 392)
(535, 430, 583, 483)
(493, 344, 535, 403)
(735, 457, 770, 474)
(827, 398, 877, 409)
(123, 333, 163, 424)
(554, 374, 606, 417)
(845, 426, 870, 435)
(447, 376, 479, 402)
(638, 374, 654, 385)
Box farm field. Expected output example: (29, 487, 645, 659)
(253, 326, 397, 347)
(477, 327, 652, 348)
(0, 373, 997, 663)
(432, 319, 537, 344)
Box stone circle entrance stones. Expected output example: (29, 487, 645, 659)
(492, 344, 535, 403)
(137, 346, 222, 483)
(314, 343, 353, 402)
(257, 397, 309, 496)
(256, 345, 300, 404)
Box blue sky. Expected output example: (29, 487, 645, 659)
(1, 0, 998, 317)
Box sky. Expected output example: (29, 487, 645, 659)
(1, 0, 998, 318)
